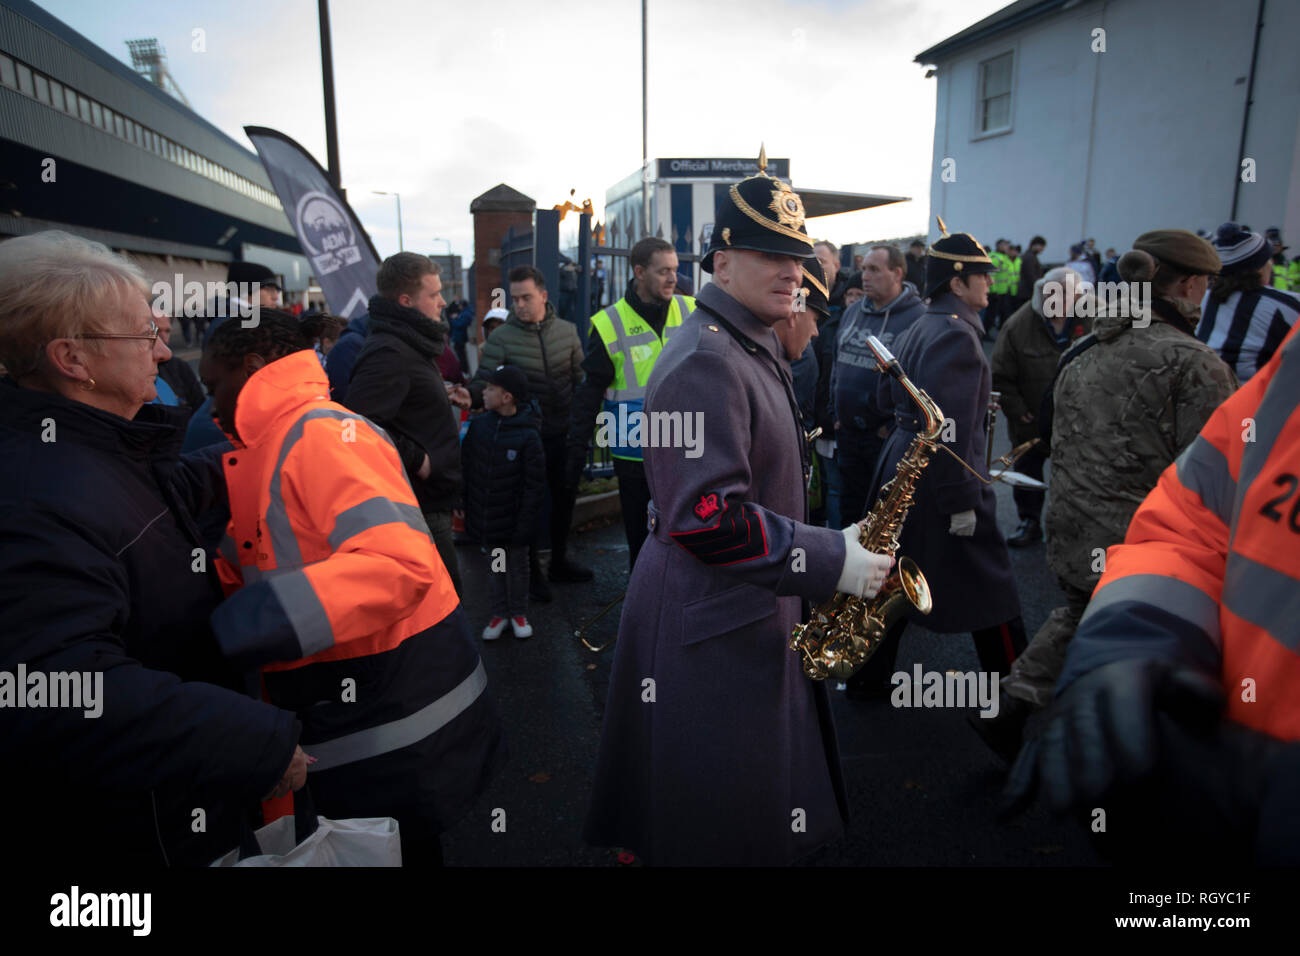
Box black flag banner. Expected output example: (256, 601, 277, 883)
(245, 126, 380, 318)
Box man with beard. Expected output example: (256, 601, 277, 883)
(345, 253, 470, 595)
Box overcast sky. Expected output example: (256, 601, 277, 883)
(38, 0, 1009, 262)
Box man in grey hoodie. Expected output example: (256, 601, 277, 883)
(829, 244, 927, 523)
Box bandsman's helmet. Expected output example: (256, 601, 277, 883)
(799, 258, 830, 319)
(702, 146, 816, 273)
(924, 216, 996, 297)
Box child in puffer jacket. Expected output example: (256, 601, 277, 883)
(461, 365, 546, 640)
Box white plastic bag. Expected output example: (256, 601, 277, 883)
(211, 814, 402, 867)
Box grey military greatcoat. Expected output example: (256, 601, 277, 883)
(584, 282, 849, 865)
(868, 292, 1022, 634)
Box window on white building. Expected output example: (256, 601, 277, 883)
(978, 51, 1014, 135)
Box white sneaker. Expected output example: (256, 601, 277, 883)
(482, 617, 508, 641)
(511, 616, 533, 639)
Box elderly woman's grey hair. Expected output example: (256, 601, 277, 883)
(0, 230, 150, 380)
(1032, 266, 1091, 319)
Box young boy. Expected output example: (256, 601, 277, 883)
(462, 364, 546, 639)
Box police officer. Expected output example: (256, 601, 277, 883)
(986, 239, 1012, 336)
(1265, 227, 1292, 292)
(849, 224, 1027, 697)
(567, 237, 695, 571)
(584, 157, 893, 866)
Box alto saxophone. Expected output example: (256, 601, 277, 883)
(791, 335, 942, 680)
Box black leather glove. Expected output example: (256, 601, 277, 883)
(1002, 658, 1224, 816)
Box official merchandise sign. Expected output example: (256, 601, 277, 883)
(657, 157, 791, 180)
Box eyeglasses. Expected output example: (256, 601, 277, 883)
(79, 321, 161, 343)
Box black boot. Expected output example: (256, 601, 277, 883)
(529, 552, 552, 603)
(1006, 518, 1042, 548)
(549, 557, 593, 583)
(967, 691, 1031, 764)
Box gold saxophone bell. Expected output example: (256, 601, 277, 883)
(790, 336, 942, 681)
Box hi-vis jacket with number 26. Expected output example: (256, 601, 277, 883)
(210, 349, 505, 838)
(1059, 321, 1300, 741)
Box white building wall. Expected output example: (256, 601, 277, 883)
(927, 0, 1300, 260)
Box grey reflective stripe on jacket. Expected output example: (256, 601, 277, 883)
(603, 296, 690, 402)
(1222, 329, 1300, 651)
(305, 659, 489, 771)
(1175, 435, 1236, 527)
(328, 496, 431, 550)
(1231, 328, 1300, 543)
(1223, 552, 1300, 652)
(268, 567, 335, 658)
(1079, 572, 1222, 651)
(264, 408, 397, 569)
(220, 531, 263, 583)
(669, 295, 689, 338)
(254, 407, 415, 656)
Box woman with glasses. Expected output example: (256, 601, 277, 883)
(0, 230, 306, 867)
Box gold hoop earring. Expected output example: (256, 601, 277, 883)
(78, 378, 95, 391)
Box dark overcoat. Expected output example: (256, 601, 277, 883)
(584, 282, 850, 866)
(0, 380, 299, 867)
(868, 292, 1022, 633)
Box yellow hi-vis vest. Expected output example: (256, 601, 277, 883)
(990, 251, 1011, 294)
(590, 293, 693, 461)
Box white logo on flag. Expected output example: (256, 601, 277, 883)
(296, 191, 362, 276)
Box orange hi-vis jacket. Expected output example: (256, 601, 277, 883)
(212, 348, 457, 667)
(1060, 321, 1300, 740)
(210, 350, 504, 834)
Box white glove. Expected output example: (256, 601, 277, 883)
(948, 509, 977, 537)
(836, 527, 894, 598)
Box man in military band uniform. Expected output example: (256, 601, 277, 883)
(584, 160, 893, 866)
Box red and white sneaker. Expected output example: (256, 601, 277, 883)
(482, 617, 508, 641)
(511, 616, 533, 639)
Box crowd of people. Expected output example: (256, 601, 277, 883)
(2, 188, 1298, 866)
(581, 166, 1300, 866)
